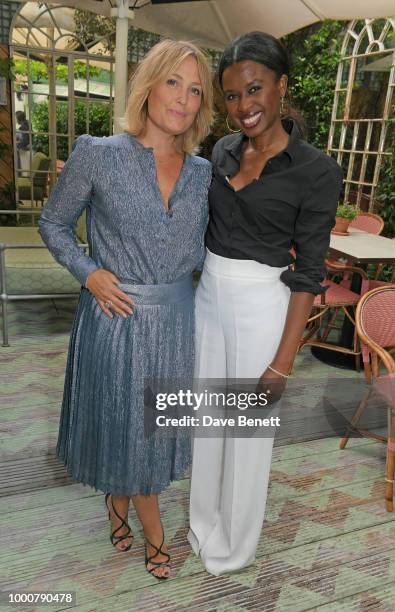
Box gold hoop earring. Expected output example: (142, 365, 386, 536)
(226, 114, 241, 133)
(280, 96, 284, 116)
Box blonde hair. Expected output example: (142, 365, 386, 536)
(123, 39, 214, 155)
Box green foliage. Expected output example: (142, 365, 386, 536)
(74, 9, 116, 53)
(31, 100, 111, 160)
(283, 20, 345, 150)
(0, 58, 14, 79)
(336, 203, 358, 220)
(375, 126, 395, 238)
(13, 59, 102, 85)
(14, 59, 48, 82)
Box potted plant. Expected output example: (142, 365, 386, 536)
(332, 203, 358, 234)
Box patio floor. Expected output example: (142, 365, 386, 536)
(1, 299, 395, 611)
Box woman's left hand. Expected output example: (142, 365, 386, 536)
(256, 367, 287, 405)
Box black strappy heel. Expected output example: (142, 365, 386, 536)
(105, 493, 134, 552)
(144, 530, 171, 580)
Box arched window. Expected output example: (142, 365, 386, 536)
(10, 2, 116, 206)
(327, 18, 394, 210)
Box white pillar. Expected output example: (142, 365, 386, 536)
(111, 0, 134, 134)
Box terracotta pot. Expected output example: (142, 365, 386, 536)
(332, 216, 352, 234)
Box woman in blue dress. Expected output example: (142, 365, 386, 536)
(39, 39, 213, 579)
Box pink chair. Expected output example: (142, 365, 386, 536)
(327, 215, 389, 313)
(300, 260, 369, 370)
(349, 212, 384, 235)
(333, 212, 385, 282)
(340, 286, 395, 512)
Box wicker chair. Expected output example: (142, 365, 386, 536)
(349, 212, 384, 235)
(300, 260, 369, 370)
(339, 286, 395, 512)
(321, 213, 387, 340)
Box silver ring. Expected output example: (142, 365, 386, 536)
(104, 300, 112, 309)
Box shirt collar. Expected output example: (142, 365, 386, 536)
(224, 118, 300, 163)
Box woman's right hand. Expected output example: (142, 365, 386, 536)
(86, 269, 134, 319)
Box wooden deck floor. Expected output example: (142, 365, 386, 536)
(1, 300, 395, 612)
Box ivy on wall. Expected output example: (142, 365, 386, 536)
(376, 145, 395, 238)
(283, 20, 344, 150)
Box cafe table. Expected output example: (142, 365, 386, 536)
(311, 228, 395, 369)
(330, 228, 395, 265)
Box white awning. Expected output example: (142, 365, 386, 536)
(7, 1, 395, 48)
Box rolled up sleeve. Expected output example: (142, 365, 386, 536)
(38, 134, 99, 286)
(280, 158, 343, 294)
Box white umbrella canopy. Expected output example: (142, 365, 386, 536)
(127, 0, 395, 49)
(7, 1, 395, 48)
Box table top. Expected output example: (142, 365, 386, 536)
(329, 228, 395, 264)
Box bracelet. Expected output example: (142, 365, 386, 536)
(267, 364, 291, 379)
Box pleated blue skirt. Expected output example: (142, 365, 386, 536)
(56, 275, 194, 495)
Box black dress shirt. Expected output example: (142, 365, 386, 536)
(206, 119, 343, 294)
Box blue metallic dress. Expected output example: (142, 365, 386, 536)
(39, 133, 211, 495)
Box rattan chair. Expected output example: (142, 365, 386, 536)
(349, 212, 384, 235)
(311, 215, 387, 353)
(300, 260, 368, 370)
(339, 286, 395, 512)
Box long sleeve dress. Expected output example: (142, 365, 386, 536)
(39, 132, 212, 495)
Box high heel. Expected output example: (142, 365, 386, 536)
(144, 528, 171, 580)
(105, 493, 134, 552)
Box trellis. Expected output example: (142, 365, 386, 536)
(328, 18, 395, 210)
(0, 1, 21, 44)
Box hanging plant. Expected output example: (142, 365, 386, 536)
(0, 58, 15, 80)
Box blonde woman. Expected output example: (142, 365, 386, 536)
(39, 39, 213, 580)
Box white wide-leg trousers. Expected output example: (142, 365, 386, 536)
(188, 249, 290, 576)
